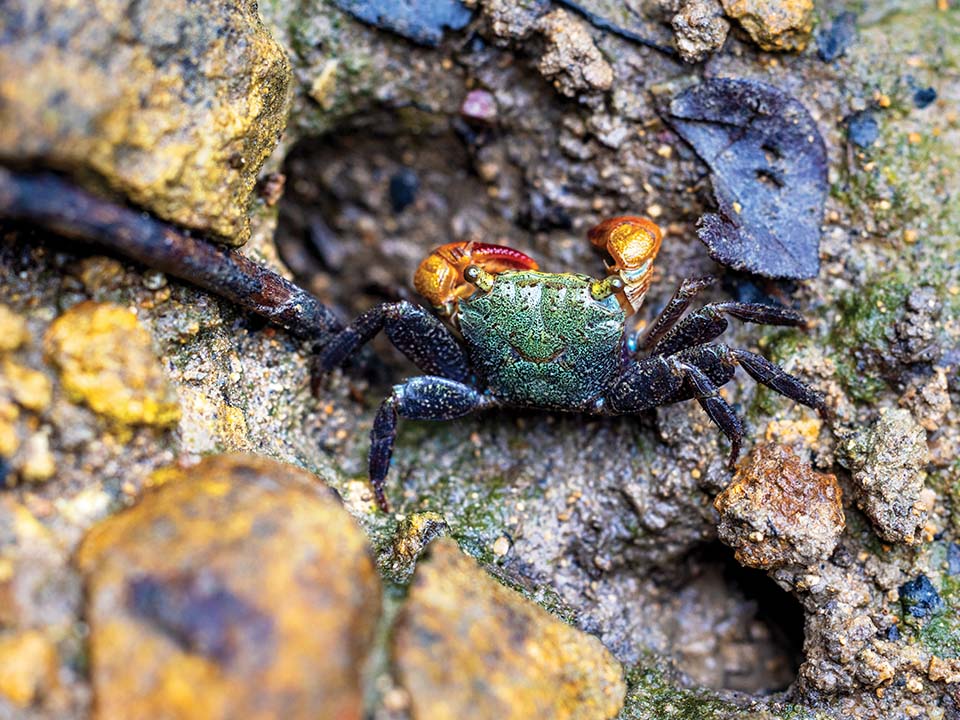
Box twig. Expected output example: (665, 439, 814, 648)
(0, 169, 343, 343)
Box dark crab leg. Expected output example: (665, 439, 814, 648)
(636, 275, 715, 351)
(0, 169, 342, 343)
(370, 376, 491, 511)
(649, 301, 805, 357)
(316, 300, 471, 382)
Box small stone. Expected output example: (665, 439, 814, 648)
(19, 431, 55, 483)
(536, 10, 613, 97)
(899, 368, 951, 431)
(671, 0, 730, 63)
(846, 111, 880, 148)
(929, 657, 960, 683)
(77, 454, 381, 720)
(394, 538, 625, 719)
(899, 574, 944, 619)
(382, 512, 450, 582)
(846, 409, 929, 544)
(0, 306, 29, 354)
(309, 59, 339, 110)
(815, 11, 857, 61)
(460, 89, 498, 124)
(914, 87, 937, 109)
(44, 302, 180, 428)
(720, 0, 814, 51)
(492, 535, 511, 557)
(2, 360, 52, 413)
(0, 630, 59, 708)
(389, 168, 420, 213)
(715, 444, 845, 569)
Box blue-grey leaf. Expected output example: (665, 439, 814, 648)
(661, 78, 827, 280)
(332, 0, 473, 47)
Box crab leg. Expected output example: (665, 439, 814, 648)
(369, 376, 491, 511)
(648, 301, 805, 357)
(315, 300, 471, 382)
(635, 276, 715, 351)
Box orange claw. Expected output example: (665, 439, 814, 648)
(587, 216, 663, 315)
(414, 241, 539, 317)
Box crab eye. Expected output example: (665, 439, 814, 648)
(414, 241, 536, 316)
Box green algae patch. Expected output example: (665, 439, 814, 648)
(917, 578, 960, 659)
(828, 273, 911, 403)
(618, 665, 830, 720)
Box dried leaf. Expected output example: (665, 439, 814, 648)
(660, 78, 827, 280)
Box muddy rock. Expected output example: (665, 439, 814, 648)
(77, 454, 381, 720)
(895, 286, 943, 364)
(535, 10, 614, 97)
(478, 0, 548, 42)
(43, 302, 180, 429)
(845, 409, 930, 544)
(899, 367, 951, 431)
(720, 0, 813, 52)
(670, 0, 731, 63)
(715, 444, 845, 570)
(393, 537, 625, 720)
(0, 0, 292, 244)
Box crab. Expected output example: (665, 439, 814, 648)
(317, 217, 827, 511)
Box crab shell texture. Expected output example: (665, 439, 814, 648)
(457, 270, 626, 410)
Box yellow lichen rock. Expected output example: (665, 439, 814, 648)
(43, 302, 180, 428)
(0, 0, 292, 244)
(0, 306, 28, 354)
(0, 630, 60, 708)
(393, 537, 626, 720)
(77, 454, 382, 720)
(721, 0, 814, 52)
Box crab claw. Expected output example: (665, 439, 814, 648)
(414, 241, 538, 317)
(588, 216, 663, 316)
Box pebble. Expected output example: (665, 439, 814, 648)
(913, 87, 937, 109)
(720, 0, 814, 52)
(43, 302, 180, 428)
(847, 110, 880, 148)
(715, 444, 845, 569)
(77, 454, 381, 720)
(536, 10, 613, 97)
(671, 0, 730, 63)
(845, 409, 929, 544)
(816, 11, 857, 61)
(460, 89, 498, 124)
(899, 574, 944, 619)
(0, 305, 29, 354)
(393, 538, 625, 719)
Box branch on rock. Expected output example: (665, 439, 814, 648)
(0, 169, 343, 343)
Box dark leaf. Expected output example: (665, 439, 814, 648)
(660, 78, 828, 280)
(332, 0, 473, 47)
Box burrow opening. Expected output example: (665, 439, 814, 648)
(661, 541, 805, 695)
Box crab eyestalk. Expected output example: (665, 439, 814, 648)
(587, 216, 663, 315)
(463, 264, 495, 292)
(589, 275, 625, 301)
(413, 241, 538, 317)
